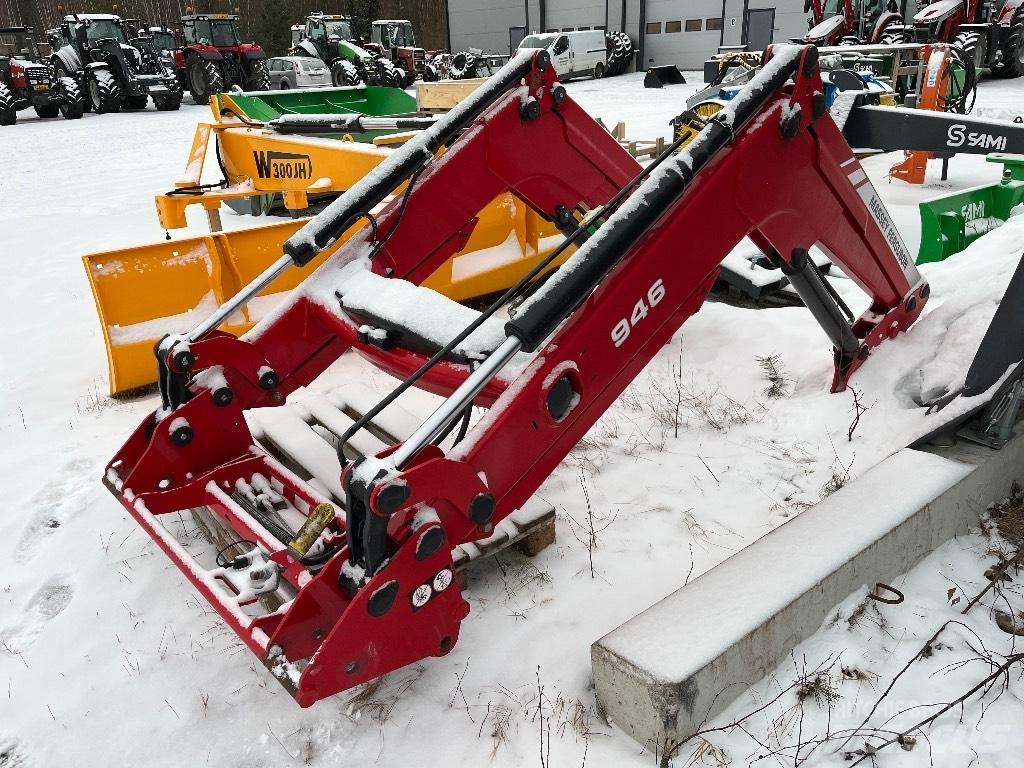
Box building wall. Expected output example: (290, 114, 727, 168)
(721, 0, 808, 49)
(640, 0, 723, 70)
(544, 0, 608, 31)
(448, 0, 540, 54)
(445, 0, 807, 63)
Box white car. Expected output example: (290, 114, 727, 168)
(517, 30, 607, 80)
(266, 56, 330, 89)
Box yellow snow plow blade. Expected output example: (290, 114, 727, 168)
(85, 194, 569, 396)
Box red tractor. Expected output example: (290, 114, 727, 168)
(366, 19, 429, 86)
(803, 0, 906, 45)
(906, 0, 1024, 77)
(174, 12, 269, 103)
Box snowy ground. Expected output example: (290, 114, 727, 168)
(1, 72, 1023, 767)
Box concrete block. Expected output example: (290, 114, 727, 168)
(592, 429, 1024, 753)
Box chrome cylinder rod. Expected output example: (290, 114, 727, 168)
(186, 254, 293, 343)
(390, 336, 523, 470)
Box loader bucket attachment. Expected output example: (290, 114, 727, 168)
(83, 219, 326, 396)
(917, 154, 1024, 264)
(643, 64, 687, 88)
(213, 86, 417, 143)
(86, 193, 569, 395)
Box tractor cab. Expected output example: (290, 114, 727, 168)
(0, 25, 42, 61)
(305, 14, 354, 51)
(372, 19, 416, 49)
(68, 14, 130, 48)
(182, 13, 242, 49)
(148, 26, 177, 55)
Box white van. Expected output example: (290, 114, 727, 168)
(517, 30, 607, 79)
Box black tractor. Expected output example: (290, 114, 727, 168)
(0, 25, 83, 125)
(49, 13, 181, 113)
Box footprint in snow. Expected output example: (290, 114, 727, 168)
(13, 458, 95, 564)
(0, 579, 73, 654)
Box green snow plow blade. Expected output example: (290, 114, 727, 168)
(917, 154, 1024, 265)
(213, 85, 417, 142)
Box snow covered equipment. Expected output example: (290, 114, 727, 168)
(890, 0, 1024, 78)
(643, 64, 686, 88)
(84, 99, 572, 395)
(917, 153, 1024, 263)
(913, 255, 1024, 448)
(176, 11, 269, 104)
(367, 20, 433, 87)
(0, 25, 83, 125)
(103, 45, 929, 705)
(49, 13, 182, 112)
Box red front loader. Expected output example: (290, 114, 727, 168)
(803, 0, 906, 45)
(908, 0, 1024, 77)
(102, 45, 929, 705)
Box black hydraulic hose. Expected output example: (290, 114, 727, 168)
(330, 50, 785, 465)
(283, 51, 543, 268)
(270, 115, 441, 135)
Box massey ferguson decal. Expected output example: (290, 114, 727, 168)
(253, 150, 314, 180)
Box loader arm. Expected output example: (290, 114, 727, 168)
(103, 46, 927, 707)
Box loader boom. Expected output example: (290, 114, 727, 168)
(104, 46, 927, 706)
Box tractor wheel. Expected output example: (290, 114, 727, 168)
(953, 30, 983, 68)
(154, 90, 182, 111)
(378, 58, 403, 88)
(34, 101, 60, 118)
(58, 77, 84, 119)
(187, 57, 223, 104)
(124, 93, 149, 110)
(88, 69, 121, 114)
(839, 35, 861, 45)
(331, 59, 361, 86)
(449, 52, 469, 79)
(0, 83, 16, 125)
(990, 8, 1024, 78)
(249, 59, 271, 91)
(423, 63, 439, 81)
(879, 30, 906, 45)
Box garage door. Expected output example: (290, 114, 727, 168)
(642, 3, 724, 70)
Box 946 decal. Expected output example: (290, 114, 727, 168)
(611, 279, 665, 348)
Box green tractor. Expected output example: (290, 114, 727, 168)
(290, 13, 404, 88)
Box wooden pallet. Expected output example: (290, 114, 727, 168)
(597, 118, 668, 160)
(245, 382, 556, 570)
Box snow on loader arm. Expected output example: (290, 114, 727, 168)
(103, 46, 928, 706)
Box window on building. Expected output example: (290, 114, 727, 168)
(578, 26, 590, 30)
(562, 26, 574, 31)
(595, 25, 606, 30)
(665, 20, 681, 32)
(685, 18, 702, 31)
(646, 21, 662, 34)
(706, 17, 724, 30)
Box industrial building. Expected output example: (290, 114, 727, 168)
(446, 0, 810, 70)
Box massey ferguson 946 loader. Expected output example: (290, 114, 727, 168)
(103, 45, 942, 705)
